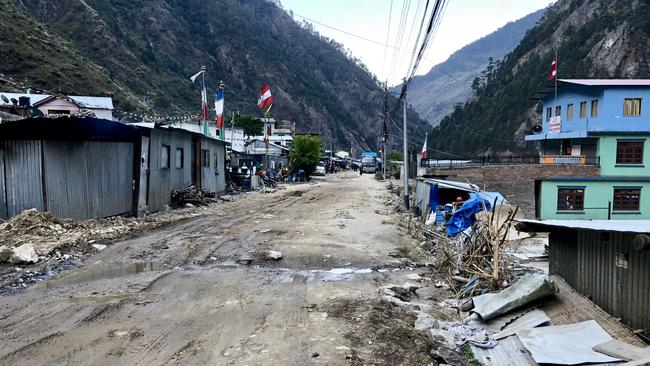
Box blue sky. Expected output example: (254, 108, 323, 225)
(281, 0, 555, 86)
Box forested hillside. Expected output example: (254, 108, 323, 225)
(427, 0, 650, 157)
(1, 0, 428, 151)
(401, 8, 544, 126)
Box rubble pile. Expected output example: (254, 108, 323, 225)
(171, 185, 215, 207)
(0, 206, 216, 260)
(423, 204, 520, 296)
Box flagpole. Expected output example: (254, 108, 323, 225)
(554, 46, 558, 111)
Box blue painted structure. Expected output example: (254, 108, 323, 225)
(526, 80, 650, 220)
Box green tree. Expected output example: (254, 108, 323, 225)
(234, 114, 263, 137)
(386, 151, 404, 178)
(290, 135, 323, 175)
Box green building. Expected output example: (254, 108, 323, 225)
(526, 80, 650, 220)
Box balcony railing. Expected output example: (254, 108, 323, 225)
(420, 155, 600, 168)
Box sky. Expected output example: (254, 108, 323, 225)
(281, 0, 555, 86)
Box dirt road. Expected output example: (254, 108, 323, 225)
(0, 173, 443, 365)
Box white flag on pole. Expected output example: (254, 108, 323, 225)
(190, 70, 204, 83)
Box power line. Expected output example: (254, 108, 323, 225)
(380, 0, 394, 81)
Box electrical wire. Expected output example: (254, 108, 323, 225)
(380, 0, 394, 81)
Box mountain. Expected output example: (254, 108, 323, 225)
(0, 0, 428, 151)
(428, 0, 650, 156)
(400, 8, 545, 127)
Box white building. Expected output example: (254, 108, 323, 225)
(0, 92, 114, 120)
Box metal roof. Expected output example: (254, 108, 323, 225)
(517, 219, 650, 234)
(418, 178, 479, 192)
(558, 79, 650, 86)
(0, 92, 113, 109)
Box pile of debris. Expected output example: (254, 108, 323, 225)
(0, 205, 215, 263)
(171, 185, 216, 207)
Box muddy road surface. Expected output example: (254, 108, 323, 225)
(0, 173, 444, 365)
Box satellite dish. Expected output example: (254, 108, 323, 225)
(1, 95, 8, 104)
(532, 124, 543, 133)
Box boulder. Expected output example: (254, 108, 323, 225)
(429, 329, 456, 348)
(9, 244, 39, 264)
(0, 245, 11, 262)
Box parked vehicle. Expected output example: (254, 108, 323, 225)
(314, 162, 326, 176)
(361, 156, 377, 173)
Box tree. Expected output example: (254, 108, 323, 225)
(234, 114, 263, 137)
(290, 135, 323, 175)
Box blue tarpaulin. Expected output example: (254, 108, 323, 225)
(429, 184, 440, 212)
(446, 192, 495, 237)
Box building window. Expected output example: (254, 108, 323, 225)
(613, 188, 641, 211)
(555, 105, 561, 117)
(546, 107, 552, 122)
(579, 101, 587, 118)
(567, 104, 573, 121)
(161, 145, 170, 169)
(47, 109, 70, 115)
(175, 148, 184, 169)
(201, 149, 210, 167)
(557, 188, 584, 211)
(624, 98, 642, 116)
(591, 99, 599, 117)
(616, 140, 644, 164)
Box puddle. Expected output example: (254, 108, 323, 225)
(267, 266, 409, 284)
(45, 261, 167, 287)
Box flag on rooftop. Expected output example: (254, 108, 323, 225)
(257, 84, 273, 110)
(190, 69, 204, 83)
(215, 82, 225, 140)
(548, 57, 557, 81)
(421, 132, 428, 159)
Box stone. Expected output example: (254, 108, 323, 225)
(92, 244, 107, 251)
(429, 329, 456, 348)
(62, 254, 71, 260)
(312, 352, 319, 358)
(431, 346, 467, 366)
(237, 254, 254, 265)
(415, 286, 437, 301)
(406, 273, 422, 281)
(265, 250, 283, 260)
(0, 245, 11, 262)
(414, 312, 436, 331)
(185, 203, 195, 208)
(9, 244, 39, 264)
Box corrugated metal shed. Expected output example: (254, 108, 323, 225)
(520, 221, 650, 339)
(0, 140, 44, 217)
(147, 129, 193, 212)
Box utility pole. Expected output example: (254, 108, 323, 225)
(402, 78, 409, 209)
(382, 82, 389, 180)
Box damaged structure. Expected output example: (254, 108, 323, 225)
(517, 219, 650, 340)
(0, 117, 226, 220)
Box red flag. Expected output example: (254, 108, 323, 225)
(421, 133, 428, 159)
(548, 57, 557, 80)
(257, 84, 273, 110)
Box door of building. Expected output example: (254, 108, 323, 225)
(138, 136, 150, 210)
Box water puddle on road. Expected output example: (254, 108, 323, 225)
(272, 266, 408, 284)
(45, 261, 167, 288)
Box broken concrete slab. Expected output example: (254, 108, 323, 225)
(9, 244, 39, 264)
(405, 273, 422, 281)
(516, 320, 621, 365)
(472, 273, 557, 321)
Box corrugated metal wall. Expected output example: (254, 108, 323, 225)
(0, 140, 44, 217)
(199, 137, 226, 193)
(43, 141, 134, 219)
(551, 230, 650, 337)
(147, 129, 192, 212)
(0, 147, 7, 219)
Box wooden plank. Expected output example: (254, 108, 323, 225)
(594, 339, 650, 362)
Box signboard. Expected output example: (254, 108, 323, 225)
(549, 116, 561, 133)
